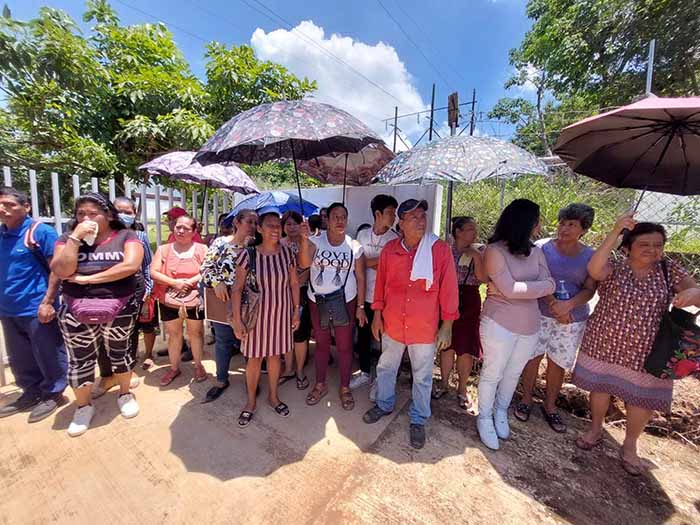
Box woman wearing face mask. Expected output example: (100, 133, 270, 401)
(433, 216, 487, 411)
(573, 214, 700, 475)
(200, 209, 258, 402)
(51, 192, 144, 437)
(90, 197, 154, 398)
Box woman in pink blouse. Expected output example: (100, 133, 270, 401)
(477, 199, 555, 451)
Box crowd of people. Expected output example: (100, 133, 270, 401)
(1, 185, 699, 475)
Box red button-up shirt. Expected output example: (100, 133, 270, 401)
(372, 238, 459, 345)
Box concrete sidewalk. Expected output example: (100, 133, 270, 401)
(1, 339, 699, 525)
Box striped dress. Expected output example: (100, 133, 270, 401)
(237, 245, 296, 358)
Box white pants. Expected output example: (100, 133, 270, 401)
(477, 317, 540, 419)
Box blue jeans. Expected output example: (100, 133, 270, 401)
(1, 316, 68, 397)
(376, 334, 435, 425)
(213, 324, 240, 384)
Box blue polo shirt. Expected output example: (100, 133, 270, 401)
(0, 216, 58, 317)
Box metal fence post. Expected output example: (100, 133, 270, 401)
(140, 183, 148, 231)
(155, 184, 162, 246)
(51, 172, 62, 232)
(29, 169, 39, 218)
(72, 175, 80, 201)
(108, 178, 116, 201)
(91, 177, 99, 193)
(3, 166, 11, 186)
(124, 179, 132, 198)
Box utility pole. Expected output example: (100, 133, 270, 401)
(469, 88, 476, 136)
(445, 91, 459, 238)
(392, 106, 398, 153)
(428, 83, 436, 142)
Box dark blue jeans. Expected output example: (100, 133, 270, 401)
(1, 316, 68, 397)
(213, 324, 240, 384)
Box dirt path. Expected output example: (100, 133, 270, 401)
(1, 342, 698, 525)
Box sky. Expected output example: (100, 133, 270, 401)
(12, 0, 534, 147)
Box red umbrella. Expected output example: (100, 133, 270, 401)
(553, 96, 700, 195)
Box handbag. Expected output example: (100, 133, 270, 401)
(240, 247, 261, 332)
(643, 259, 700, 379)
(138, 295, 156, 323)
(65, 295, 131, 325)
(309, 250, 354, 329)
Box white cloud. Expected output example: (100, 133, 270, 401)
(250, 21, 427, 141)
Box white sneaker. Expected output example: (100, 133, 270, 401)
(494, 409, 510, 440)
(117, 393, 140, 419)
(129, 375, 140, 389)
(67, 404, 95, 437)
(369, 380, 378, 402)
(349, 372, 371, 390)
(477, 416, 500, 450)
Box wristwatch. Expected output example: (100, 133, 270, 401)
(357, 304, 365, 310)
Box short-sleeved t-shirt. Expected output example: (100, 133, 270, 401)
(0, 217, 58, 316)
(307, 233, 363, 303)
(357, 227, 398, 303)
(536, 239, 594, 322)
(57, 229, 141, 299)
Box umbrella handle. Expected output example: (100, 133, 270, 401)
(290, 140, 304, 215)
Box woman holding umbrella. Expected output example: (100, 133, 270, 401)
(231, 209, 300, 427)
(298, 202, 367, 411)
(573, 213, 700, 475)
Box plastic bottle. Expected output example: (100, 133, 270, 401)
(554, 280, 571, 301)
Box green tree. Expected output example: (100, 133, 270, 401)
(0, 0, 317, 195)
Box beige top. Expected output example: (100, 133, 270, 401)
(481, 241, 555, 335)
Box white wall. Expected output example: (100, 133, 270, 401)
(234, 183, 444, 236)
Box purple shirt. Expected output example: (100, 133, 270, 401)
(537, 239, 594, 322)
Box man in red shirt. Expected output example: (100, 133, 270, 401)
(164, 207, 203, 244)
(363, 199, 459, 449)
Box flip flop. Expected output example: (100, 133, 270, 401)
(340, 390, 355, 411)
(575, 434, 603, 451)
(619, 451, 643, 476)
(237, 410, 254, 427)
(513, 402, 532, 422)
(141, 358, 154, 371)
(296, 375, 309, 390)
(279, 374, 296, 386)
(431, 385, 448, 400)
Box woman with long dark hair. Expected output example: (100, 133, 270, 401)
(476, 199, 555, 450)
(51, 192, 144, 437)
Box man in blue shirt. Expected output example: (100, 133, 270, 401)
(0, 186, 67, 422)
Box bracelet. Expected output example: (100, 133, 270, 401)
(357, 304, 365, 310)
(68, 234, 81, 243)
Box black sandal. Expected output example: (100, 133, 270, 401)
(237, 410, 254, 427)
(279, 373, 296, 386)
(271, 402, 290, 418)
(296, 375, 309, 390)
(541, 406, 567, 433)
(431, 385, 448, 400)
(514, 402, 532, 422)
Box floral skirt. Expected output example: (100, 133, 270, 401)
(573, 351, 673, 412)
(533, 316, 586, 370)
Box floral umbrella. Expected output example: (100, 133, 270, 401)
(375, 135, 549, 185)
(195, 99, 384, 209)
(139, 151, 197, 178)
(297, 143, 395, 187)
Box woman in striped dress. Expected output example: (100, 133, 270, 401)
(231, 209, 301, 427)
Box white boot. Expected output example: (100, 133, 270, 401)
(477, 416, 500, 450)
(494, 409, 510, 440)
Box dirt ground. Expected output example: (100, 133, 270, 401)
(1, 339, 699, 525)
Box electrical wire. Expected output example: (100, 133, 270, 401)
(375, 0, 453, 92)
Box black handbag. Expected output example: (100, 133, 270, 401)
(309, 250, 354, 329)
(643, 259, 700, 379)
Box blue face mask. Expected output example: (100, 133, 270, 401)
(118, 213, 135, 227)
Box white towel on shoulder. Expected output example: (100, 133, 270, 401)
(410, 232, 439, 290)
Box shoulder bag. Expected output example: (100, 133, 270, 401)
(643, 259, 700, 379)
(239, 247, 261, 331)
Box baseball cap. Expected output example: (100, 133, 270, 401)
(397, 198, 428, 219)
(164, 206, 188, 220)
